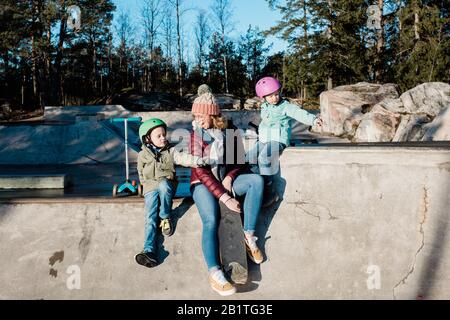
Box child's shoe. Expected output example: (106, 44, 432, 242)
(160, 218, 173, 236)
(244, 232, 264, 264)
(208, 268, 236, 296)
(135, 251, 158, 268)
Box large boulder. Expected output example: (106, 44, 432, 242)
(320, 82, 450, 142)
(187, 93, 242, 110)
(390, 82, 450, 142)
(215, 93, 242, 110)
(375, 98, 406, 114)
(320, 82, 399, 138)
(354, 105, 400, 142)
(243, 97, 262, 110)
(332, 82, 399, 101)
(421, 106, 450, 141)
(392, 114, 432, 142)
(400, 82, 450, 117)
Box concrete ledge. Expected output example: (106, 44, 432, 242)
(0, 174, 69, 189)
(0, 147, 449, 299)
(0, 196, 182, 204)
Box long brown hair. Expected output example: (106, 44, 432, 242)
(211, 114, 228, 130)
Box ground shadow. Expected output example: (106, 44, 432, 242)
(155, 230, 170, 266)
(415, 164, 449, 299)
(171, 196, 194, 234)
(155, 197, 194, 266)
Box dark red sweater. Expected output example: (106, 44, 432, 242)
(190, 130, 244, 199)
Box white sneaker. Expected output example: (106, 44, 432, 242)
(208, 269, 236, 296)
(244, 232, 264, 264)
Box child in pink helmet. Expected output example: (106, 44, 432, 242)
(248, 76, 323, 207)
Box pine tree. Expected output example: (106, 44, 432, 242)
(210, 0, 234, 94)
(194, 9, 210, 78)
(394, 0, 450, 91)
(206, 33, 246, 95)
(207, 32, 228, 93)
(266, 0, 369, 97)
(238, 25, 271, 95)
(265, 0, 312, 98)
(308, 0, 368, 92)
(86, 0, 114, 96)
(115, 10, 134, 90)
(141, 0, 163, 92)
(0, 0, 30, 106)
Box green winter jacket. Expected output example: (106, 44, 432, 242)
(259, 99, 317, 146)
(137, 143, 202, 195)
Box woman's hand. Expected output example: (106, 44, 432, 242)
(219, 193, 241, 213)
(222, 176, 233, 193)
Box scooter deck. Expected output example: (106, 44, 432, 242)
(217, 202, 248, 284)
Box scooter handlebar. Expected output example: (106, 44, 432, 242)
(110, 117, 142, 123)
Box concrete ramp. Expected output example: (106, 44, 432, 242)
(1, 147, 449, 299)
(43, 106, 262, 130)
(44, 105, 131, 122)
(99, 120, 141, 153)
(1, 106, 345, 166)
(0, 121, 137, 165)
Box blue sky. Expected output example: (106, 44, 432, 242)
(111, 0, 289, 60)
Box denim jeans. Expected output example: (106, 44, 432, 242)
(191, 173, 264, 270)
(246, 140, 286, 177)
(143, 179, 176, 253)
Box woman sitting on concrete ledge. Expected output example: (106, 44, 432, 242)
(189, 85, 265, 296)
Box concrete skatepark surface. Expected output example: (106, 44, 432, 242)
(0, 106, 449, 299)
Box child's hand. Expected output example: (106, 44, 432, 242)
(314, 115, 323, 127)
(222, 176, 233, 193)
(197, 157, 211, 167)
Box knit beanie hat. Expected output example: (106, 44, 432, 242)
(191, 84, 220, 115)
(197, 84, 212, 96)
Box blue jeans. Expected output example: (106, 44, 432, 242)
(246, 141, 286, 177)
(143, 179, 176, 253)
(191, 174, 264, 270)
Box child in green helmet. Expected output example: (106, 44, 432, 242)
(135, 118, 208, 268)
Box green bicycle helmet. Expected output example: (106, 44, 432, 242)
(139, 118, 167, 143)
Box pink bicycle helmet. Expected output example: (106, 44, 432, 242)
(255, 76, 281, 98)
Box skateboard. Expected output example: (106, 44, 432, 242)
(218, 201, 248, 284)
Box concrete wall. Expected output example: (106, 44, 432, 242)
(1, 147, 449, 299)
(272, 147, 450, 299)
